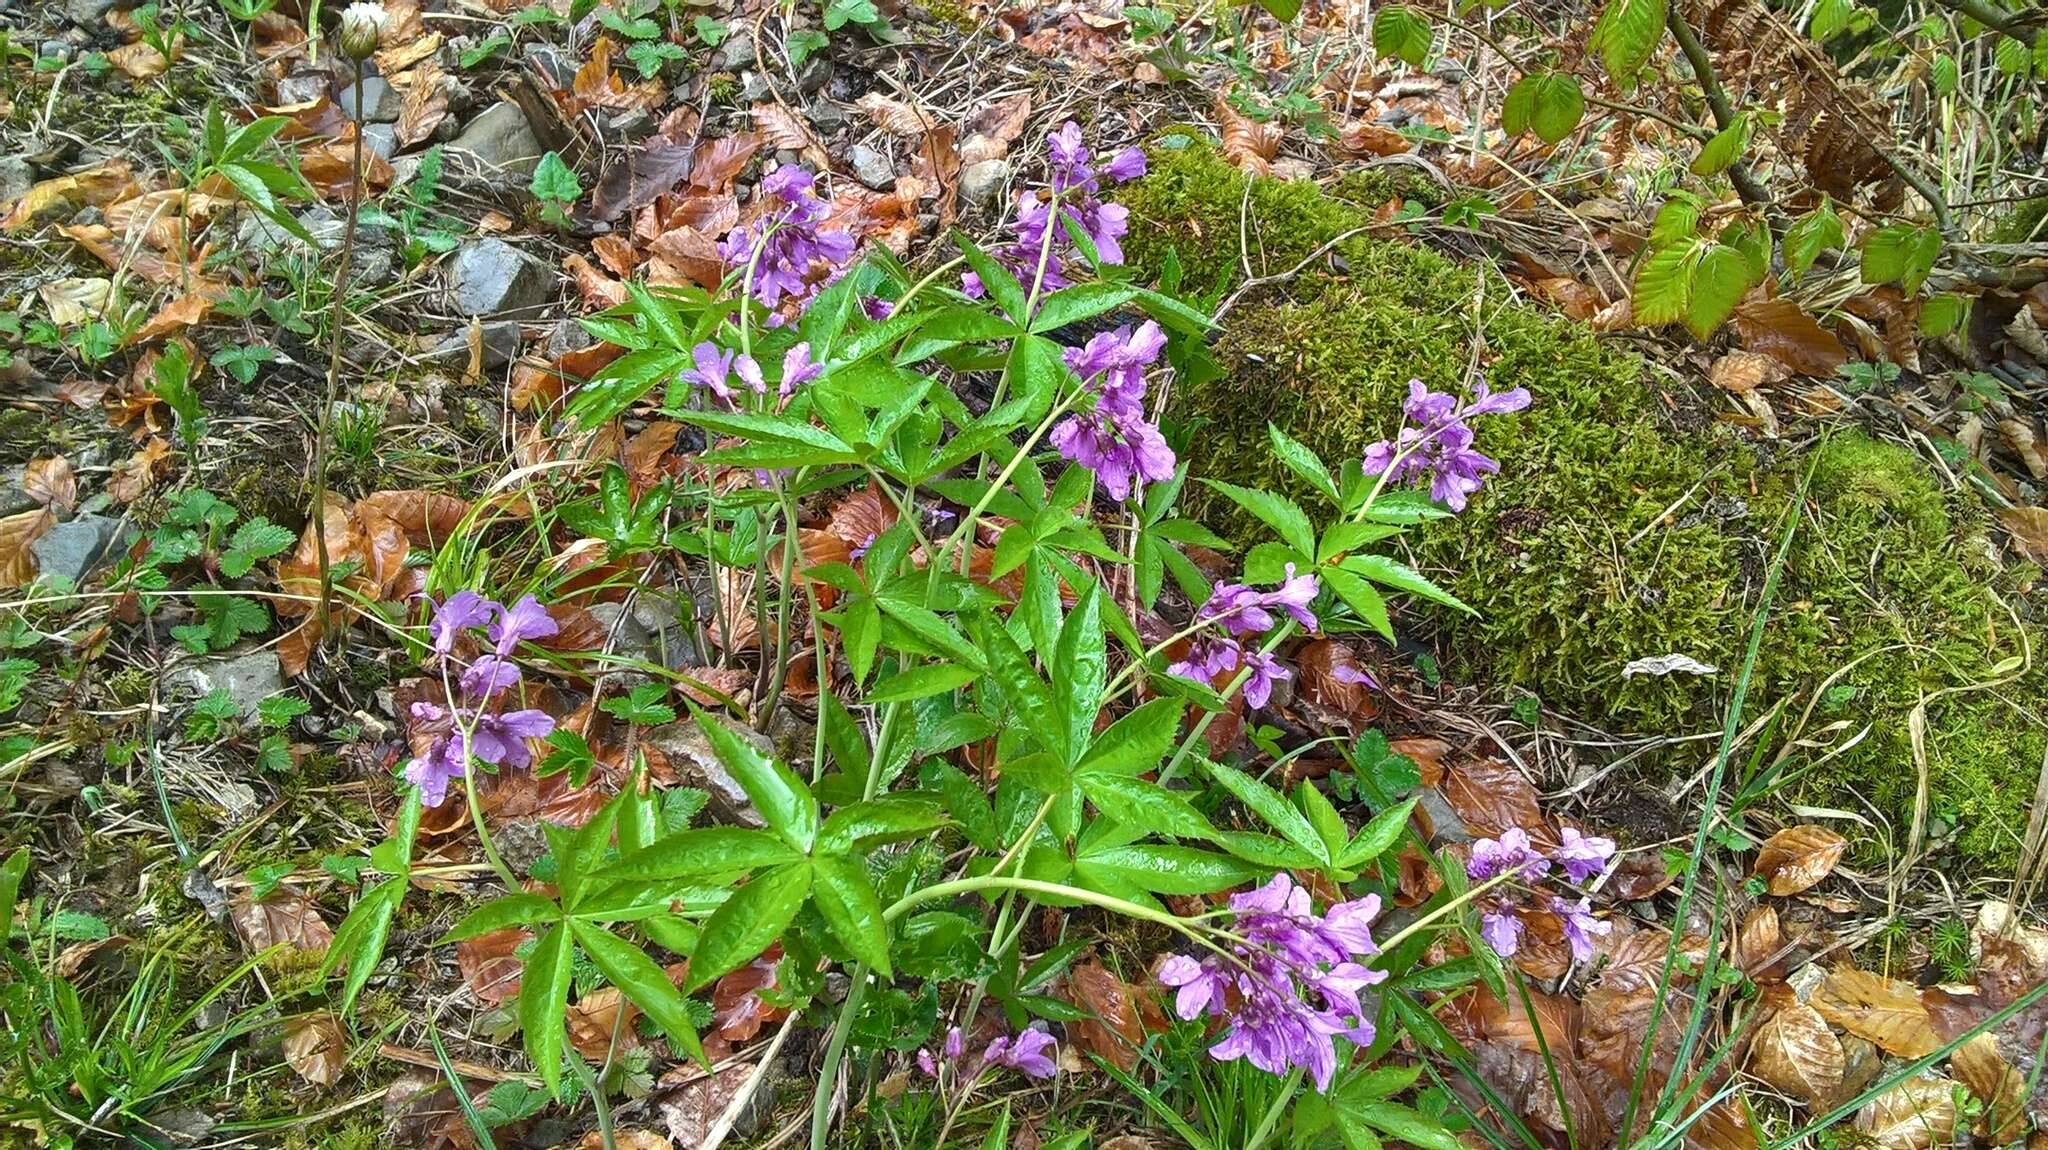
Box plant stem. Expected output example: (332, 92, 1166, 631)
(310, 59, 367, 649)
(1242, 1067, 1303, 1150)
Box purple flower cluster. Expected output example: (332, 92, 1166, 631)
(682, 340, 823, 404)
(914, 1024, 1058, 1081)
(1048, 319, 1177, 501)
(1157, 873, 1386, 1091)
(1167, 564, 1319, 708)
(964, 122, 1145, 302)
(406, 591, 560, 807)
(1362, 380, 1531, 512)
(1466, 824, 1616, 962)
(721, 166, 855, 316)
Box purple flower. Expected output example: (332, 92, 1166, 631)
(1195, 565, 1319, 637)
(1049, 408, 1176, 502)
(734, 353, 768, 396)
(1466, 827, 1551, 881)
(1551, 826, 1617, 884)
(861, 296, 894, 321)
(1553, 896, 1611, 962)
(1362, 379, 1532, 513)
(1047, 122, 1091, 188)
(489, 595, 558, 656)
(779, 342, 823, 399)
(428, 590, 494, 659)
(915, 1048, 937, 1077)
(683, 342, 738, 400)
(1480, 908, 1524, 957)
(1239, 647, 1290, 709)
(1328, 661, 1380, 691)
(1158, 873, 1386, 1091)
(460, 655, 522, 700)
(470, 708, 555, 770)
(943, 1027, 965, 1060)
(983, 1026, 1058, 1078)
(1103, 146, 1147, 183)
(722, 165, 856, 313)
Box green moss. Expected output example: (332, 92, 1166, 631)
(1122, 141, 2047, 868)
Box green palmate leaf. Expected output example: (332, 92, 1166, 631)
(810, 854, 892, 976)
(1686, 243, 1752, 339)
(1030, 282, 1140, 333)
(875, 598, 984, 668)
(1632, 240, 1697, 326)
(440, 893, 561, 942)
(817, 794, 947, 854)
(1076, 697, 1184, 776)
(977, 609, 1060, 739)
(1340, 554, 1474, 614)
(518, 924, 575, 1094)
(867, 663, 981, 703)
(1079, 774, 1215, 839)
(1318, 521, 1403, 563)
(1372, 5, 1433, 66)
(597, 826, 803, 881)
(1691, 112, 1751, 176)
(684, 409, 855, 457)
(1324, 567, 1394, 641)
(956, 232, 1029, 322)
(1201, 479, 1316, 556)
(1204, 759, 1328, 865)
(1336, 797, 1421, 869)
(1590, 0, 1665, 87)
(569, 920, 708, 1066)
(1502, 71, 1585, 144)
(837, 598, 881, 685)
(1782, 199, 1844, 278)
(1861, 223, 1942, 295)
(530, 150, 581, 206)
(578, 347, 689, 428)
(1052, 584, 1107, 763)
(684, 861, 811, 992)
(1268, 423, 1340, 504)
(689, 707, 818, 852)
(1075, 843, 1267, 894)
(1296, 778, 1349, 861)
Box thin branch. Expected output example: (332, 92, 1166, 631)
(1664, 8, 1780, 222)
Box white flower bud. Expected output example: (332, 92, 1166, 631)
(338, 2, 387, 61)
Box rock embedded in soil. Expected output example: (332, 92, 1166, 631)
(446, 101, 543, 189)
(959, 158, 1007, 208)
(65, 0, 120, 25)
(339, 76, 400, 123)
(362, 123, 398, 161)
(645, 720, 770, 828)
(29, 513, 128, 585)
(446, 238, 557, 318)
(848, 144, 895, 190)
(167, 648, 285, 720)
(0, 156, 31, 207)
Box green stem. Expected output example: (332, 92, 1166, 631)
(1243, 1068, 1303, 1150)
(807, 966, 869, 1150)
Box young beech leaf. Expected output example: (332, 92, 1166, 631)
(1685, 243, 1752, 340)
(1590, 0, 1666, 88)
(1782, 201, 1844, 278)
(1503, 72, 1585, 145)
(1632, 240, 1698, 327)
(1691, 113, 1752, 176)
(1371, 6, 1433, 67)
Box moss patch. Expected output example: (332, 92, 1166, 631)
(1122, 140, 2047, 867)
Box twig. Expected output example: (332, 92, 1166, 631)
(1664, 8, 1779, 222)
(310, 60, 371, 646)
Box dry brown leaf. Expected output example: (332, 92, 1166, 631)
(1752, 824, 1846, 894)
(1709, 350, 1789, 393)
(711, 955, 789, 1043)
(1996, 506, 2048, 563)
(1063, 959, 1161, 1072)
(624, 422, 684, 492)
(1854, 1077, 1959, 1150)
(857, 93, 936, 136)
(395, 60, 449, 148)
(1735, 905, 1786, 979)
(1338, 121, 1411, 158)
(1294, 640, 1379, 727)
(582, 1131, 672, 1150)
(1685, 1097, 1760, 1150)
(1596, 927, 1706, 992)
(1440, 758, 1550, 845)
(458, 928, 530, 1005)
(1216, 95, 1282, 174)
(230, 893, 334, 953)
(565, 253, 628, 310)
(959, 92, 1032, 164)
(646, 226, 724, 291)
(375, 29, 442, 76)
(0, 508, 55, 589)
(1951, 1032, 2027, 1143)
(130, 293, 213, 344)
(1732, 297, 1848, 377)
(22, 456, 76, 513)
(750, 104, 829, 169)
(40, 278, 112, 325)
(283, 1012, 348, 1086)
(2, 162, 139, 230)
(356, 490, 471, 546)
(1747, 1002, 1843, 1106)
(1813, 968, 1940, 1057)
(109, 38, 177, 79)
(655, 1063, 754, 1148)
(108, 437, 173, 504)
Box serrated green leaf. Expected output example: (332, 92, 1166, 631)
(1633, 240, 1697, 327)
(1691, 112, 1751, 176)
(811, 854, 892, 976)
(1685, 243, 1751, 339)
(518, 924, 574, 1094)
(1372, 5, 1433, 66)
(684, 861, 811, 992)
(1590, 0, 1665, 87)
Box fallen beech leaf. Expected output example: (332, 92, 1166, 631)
(374, 29, 442, 76)
(457, 928, 530, 1005)
(1734, 905, 1786, 979)
(858, 92, 936, 136)
(624, 422, 684, 492)
(750, 104, 828, 169)
(1748, 1002, 1843, 1107)
(959, 92, 1031, 163)
(536, 601, 610, 652)
(646, 225, 724, 291)
(107, 437, 174, 504)
(230, 892, 334, 953)
(1684, 1097, 1760, 1150)
(1950, 1032, 2027, 1143)
(1732, 297, 1847, 377)
(1609, 852, 1677, 899)
(109, 38, 177, 79)
(687, 134, 765, 194)
(1294, 640, 1379, 726)
(1596, 927, 1702, 992)
(1854, 1077, 1958, 1150)
(1996, 506, 2048, 563)
(565, 253, 628, 310)
(567, 37, 661, 117)
(656, 1063, 754, 1148)
(0, 508, 55, 588)
(711, 955, 789, 1043)
(395, 60, 449, 148)
(283, 1012, 348, 1086)
(22, 457, 76, 512)
(825, 485, 897, 551)
(1064, 959, 1161, 1071)
(1216, 94, 1282, 174)
(1813, 968, 1940, 1057)
(1752, 824, 1846, 894)
(1339, 121, 1411, 158)
(1709, 350, 1788, 393)
(1440, 758, 1551, 846)
(356, 490, 471, 545)
(567, 986, 641, 1058)
(277, 616, 323, 678)
(40, 277, 113, 325)
(130, 293, 213, 344)
(582, 1131, 673, 1150)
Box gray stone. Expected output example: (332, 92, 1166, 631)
(65, 0, 119, 26)
(1414, 787, 1471, 847)
(427, 320, 523, 370)
(274, 73, 327, 105)
(848, 144, 894, 191)
(339, 76, 400, 123)
(38, 41, 72, 64)
(167, 648, 285, 720)
(548, 317, 593, 357)
(959, 159, 1007, 208)
(362, 123, 398, 161)
(0, 157, 32, 207)
(447, 102, 543, 189)
(646, 720, 769, 827)
(235, 204, 391, 255)
(30, 514, 127, 585)
(521, 43, 575, 87)
(447, 238, 557, 317)
(716, 30, 756, 69)
(739, 71, 774, 104)
(796, 55, 831, 95)
(805, 99, 848, 133)
(0, 468, 32, 517)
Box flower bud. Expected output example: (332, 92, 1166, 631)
(338, 2, 387, 60)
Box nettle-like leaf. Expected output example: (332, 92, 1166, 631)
(219, 517, 292, 578)
(1371, 5, 1433, 67)
(1782, 199, 1845, 278)
(1501, 71, 1585, 145)
(1860, 223, 1942, 295)
(1590, 0, 1666, 87)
